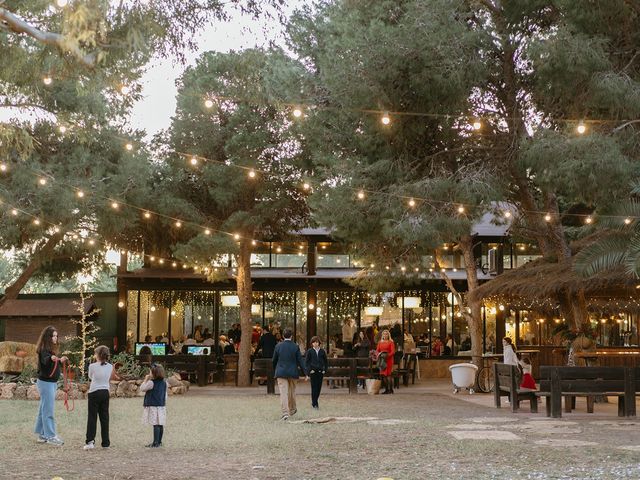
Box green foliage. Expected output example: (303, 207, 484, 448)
(111, 351, 146, 380)
(14, 364, 37, 385)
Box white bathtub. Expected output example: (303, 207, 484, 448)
(449, 363, 478, 394)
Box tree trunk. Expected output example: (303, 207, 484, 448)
(235, 239, 253, 387)
(0, 232, 63, 307)
(438, 235, 483, 368)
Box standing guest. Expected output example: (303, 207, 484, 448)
(304, 336, 328, 409)
(84, 345, 117, 450)
(272, 327, 307, 420)
(376, 329, 396, 394)
(194, 326, 204, 343)
(502, 337, 519, 366)
(140, 363, 168, 448)
(431, 337, 443, 357)
(34, 326, 68, 445)
(256, 328, 277, 359)
(353, 330, 371, 389)
(342, 317, 356, 356)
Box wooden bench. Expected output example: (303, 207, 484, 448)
(138, 354, 217, 387)
(393, 353, 418, 388)
(536, 366, 636, 418)
(493, 363, 538, 413)
(252, 358, 275, 394)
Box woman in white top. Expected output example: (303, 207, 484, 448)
(502, 337, 519, 366)
(84, 345, 118, 449)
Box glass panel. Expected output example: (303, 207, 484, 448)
(399, 290, 425, 353)
(140, 291, 169, 343)
(295, 291, 308, 348)
(126, 290, 139, 351)
(250, 253, 270, 268)
(264, 291, 296, 335)
(219, 290, 240, 342)
(483, 303, 497, 353)
(327, 291, 359, 355)
(317, 254, 350, 268)
(513, 243, 542, 268)
(316, 291, 329, 346)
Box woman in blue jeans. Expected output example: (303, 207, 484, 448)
(34, 326, 67, 445)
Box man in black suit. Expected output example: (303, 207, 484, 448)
(272, 327, 307, 420)
(256, 327, 277, 359)
(304, 336, 329, 409)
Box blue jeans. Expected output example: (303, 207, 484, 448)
(34, 380, 57, 439)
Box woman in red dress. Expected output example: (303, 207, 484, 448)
(376, 329, 396, 394)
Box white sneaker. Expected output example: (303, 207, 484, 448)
(46, 436, 64, 446)
(36, 435, 47, 443)
(83, 441, 95, 450)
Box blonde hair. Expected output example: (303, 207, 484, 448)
(380, 329, 391, 340)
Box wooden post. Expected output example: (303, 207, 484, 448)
(266, 361, 275, 395)
(510, 364, 519, 412)
(624, 367, 636, 417)
(197, 356, 206, 387)
(493, 362, 501, 408)
(550, 367, 562, 418)
(348, 358, 357, 394)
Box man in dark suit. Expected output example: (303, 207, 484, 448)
(272, 327, 307, 420)
(257, 327, 277, 359)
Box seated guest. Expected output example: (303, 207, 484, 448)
(139, 346, 152, 355)
(144, 335, 153, 342)
(202, 334, 215, 346)
(222, 335, 236, 355)
(183, 335, 197, 345)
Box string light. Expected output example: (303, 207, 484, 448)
(292, 107, 303, 118)
(302, 182, 310, 191)
(585, 216, 593, 224)
(625, 218, 632, 225)
(143, 211, 151, 219)
(10, 209, 18, 216)
(174, 221, 182, 228)
(204, 99, 214, 108)
(248, 169, 256, 179)
(544, 213, 551, 222)
(76, 190, 85, 198)
(233, 233, 240, 240)
(43, 76, 53, 85)
(577, 121, 587, 135)
(251, 240, 257, 246)
(457, 205, 465, 214)
(472, 119, 482, 130)
(38, 178, 47, 186)
(204, 229, 211, 235)
(55, 0, 68, 7)
(190, 156, 198, 166)
(120, 85, 131, 95)
(357, 190, 365, 200)
(32, 218, 40, 225)
(125, 143, 133, 151)
(408, 198, 416, 208)
(58, 125, 67, 134)
(504, 211, 512, 218)
(381, 112, 391, 126)
(111, 201, 119, 209)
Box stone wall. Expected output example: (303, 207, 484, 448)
(0, 374, 189, 400)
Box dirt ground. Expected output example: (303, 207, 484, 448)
(1, 385, 640, 480)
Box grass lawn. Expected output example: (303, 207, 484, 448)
(1, 390, 640, 479)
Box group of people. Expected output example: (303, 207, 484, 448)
(34, 325, 170, 448)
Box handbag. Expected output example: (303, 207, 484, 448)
(376, 351, 388, 371)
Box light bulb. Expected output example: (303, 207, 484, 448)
(302, 182, 310, 190)
(624, 218, 632, 225)
(143, 211, 151, 219)
(248, 169, 256, 178)
(293, 107, 303, 118)
(190, 157, 198, 166)
(125, 143, 133, 151)
(43, 76, 53, 85)
(76, 190, 85, 198)
(39, 178, 47, 186)
(457, 205, 465, 214)
(120, 85, 130, 95)
(56, 0, 68, 7)
(159, 259, 164, 264)
(585, 216, 593, 224)
(234, 233, 240, 240)
(11, 209, 18, 216)
(577, 122, 587, 134)
(33, 218, 41, 225)
(408, 198, 416, 207)
(111, 201, 119, 209)
(251, 240, 257, 246)
(472, 120, 482, 130)
(204, 229, 211, 235)
(401, 266, 406, 272)
(544, 213, 551, 222)
(58, 125, 67, 134)
(0, 164, 6, 172)
(175, 221, 182, 228)
(118, 301, 125, 308)
(381, 112, 391, 125)
(204, 99, 214, 108)
(357, 190, 365, 200)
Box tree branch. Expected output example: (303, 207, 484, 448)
(0, 7, 96, 68)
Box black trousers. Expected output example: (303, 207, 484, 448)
(310, 372, 324, 407)
(153, 425, 164, 445)
(86, 389, 110, 447)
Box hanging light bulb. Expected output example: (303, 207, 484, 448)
(472, 119, 482, 130)
(400, 266, 406, 272)
(408, 198, 416, 208)
(43, 76, 53, 85)
(120, 85, 131, 95)
(190, 156, 198, 166)
(544, 213, 551, 222)
(11, 209, 18, 216)
(292, 107, 303, 118)
(172, 262, 177, 267)
(149, 256, 155, 262)
(174, 221, 182, 228)
(158, 259, 164, 265)
(624, 218, 632, 225)
(76, 190, 85, 198)
(143, 211, 151, 219)
(504, 210, 512, 218)
(381, 112, 391, 125)
(204, 99, 214, 109)
(56, 0, 68, 7)
(33, 218, 41, 225)
(111, 201, 119, 209)
(457, 205, 465, 214)
(38, 178, 47, 186)
(233, 233, 240, 240)
(204, 228, 211, 235)
(370, 263, 375, 268)
(248, 169, 256, 178)
(125, 143, 133, 151)
(58, 125, 67, 134)
(357, 190, 365, 200)
(576, 121, 587, 135)
(585, 216, 593, 224)
(302, 182, 310, 191)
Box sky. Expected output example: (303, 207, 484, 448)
(129, 4, 301, 138)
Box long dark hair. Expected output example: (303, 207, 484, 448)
(36, 326, 58, 355)
(95, 345, 110, 365)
